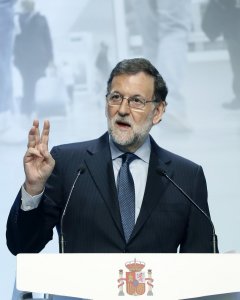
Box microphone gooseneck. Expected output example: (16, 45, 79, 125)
(60, 166, 85, 253)
(157, 167, 218, 253)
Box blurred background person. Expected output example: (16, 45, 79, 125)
(60, 61, 75, 108)
(35, 64, 68, 118)
(94, 41, 111, 107)
(127, 0, 192, 131)
(13, 0, 54, 118)
(0, 0, 16, 134)
(202, 0, 240, 110)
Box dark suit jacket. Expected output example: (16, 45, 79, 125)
(6, 133, 214, 254)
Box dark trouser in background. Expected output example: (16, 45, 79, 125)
(20, 70, 39, 116)
(226, 37, 240, 102)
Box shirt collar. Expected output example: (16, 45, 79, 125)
(109, 135, 151, 164)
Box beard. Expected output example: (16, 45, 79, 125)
(107, 112, 154, 152)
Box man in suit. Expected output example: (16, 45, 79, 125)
(6, 58, 216, 254)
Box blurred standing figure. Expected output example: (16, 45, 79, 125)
(95, 41, 111, 105)
(14, 0, 53, 116)
(61, 61, 75, 106)
(0, 0, 16, 132)
(202, 0, 240, 109)
(220, 0, 240, 109)
(129, 0, 192, 129)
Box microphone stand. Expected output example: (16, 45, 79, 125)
(158, 168, 218, 253)
(60, 167, 85, 253)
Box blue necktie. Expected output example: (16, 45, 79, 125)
(117, 153, 137, 242)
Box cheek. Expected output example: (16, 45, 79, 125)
(105, 104, 108, 118)
(132, 114, 142, 124)
(132, 111, 152, 125)
(106, 105, 117, 119)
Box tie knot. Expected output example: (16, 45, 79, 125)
(121, 152, 137, 165)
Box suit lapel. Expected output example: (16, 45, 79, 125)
(130, 137, 173, 241)
(83, 133, 174, 243)
(84, 133, 124, 237)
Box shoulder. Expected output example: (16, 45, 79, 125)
(151, 136, 199, 163)
(34, 12, 46, 20)
(49, 133, 109, 173)
(51, 132, 109, 157)
(51, 138, 99, 155)
(161, 147, 200, 168)
(150, 136, 202, 174)
(32, 12, 48, 26)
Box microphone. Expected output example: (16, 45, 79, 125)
(157, 167, 218, 253)
(60, 165, 85, 253)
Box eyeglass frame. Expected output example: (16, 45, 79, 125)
(106, 92, 159, 110)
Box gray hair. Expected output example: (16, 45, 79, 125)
(107, 58, 168, 103)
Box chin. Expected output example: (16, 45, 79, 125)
(111, 131, 145, 153)
(111, 132, 134, 147)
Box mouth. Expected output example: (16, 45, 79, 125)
(115, 120, 131, 130)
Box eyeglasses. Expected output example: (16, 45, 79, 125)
(106, 92, 157, 110)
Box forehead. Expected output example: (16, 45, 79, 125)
(110, 72, 154, 96)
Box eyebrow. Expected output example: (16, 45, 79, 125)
(111, 91, 145, 98)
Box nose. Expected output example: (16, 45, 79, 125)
(118, 97, 130, 116)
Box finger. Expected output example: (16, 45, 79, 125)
(40, 120, 50, 148)
(38, 143, 52, 161)
(27, 126, 37, 148)
(28, 120, 40, 147)
(24, 147, 43, 160)
(35, 144, 55, 169)
(34, 119, 41, 146)
(27, 120, 40, 148)
(32, 119, 39, 128)
(40, 146, 55, 166)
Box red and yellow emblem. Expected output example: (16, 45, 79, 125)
(126, 271, 145, 295)
(118, 258, 154, 296)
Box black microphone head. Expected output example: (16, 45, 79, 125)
(77, 165, 85, 174)
(156, 166, 167, 176)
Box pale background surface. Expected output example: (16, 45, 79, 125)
(0, 0, 240, 298)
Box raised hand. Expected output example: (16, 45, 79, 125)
(24, 120, 55, 196)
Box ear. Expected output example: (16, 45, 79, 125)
(152, 101, 165, 125)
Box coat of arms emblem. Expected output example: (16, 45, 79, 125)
(118, 258, 154, 296)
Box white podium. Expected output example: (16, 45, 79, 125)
(16, 254, 240, 300)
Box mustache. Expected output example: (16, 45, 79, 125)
(114, 116, 132, 126)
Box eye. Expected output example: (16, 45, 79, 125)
(131, 97, 144, 104)
(110, 93, 121, 100)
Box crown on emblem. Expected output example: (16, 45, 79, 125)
(125, 258, 145, 272)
